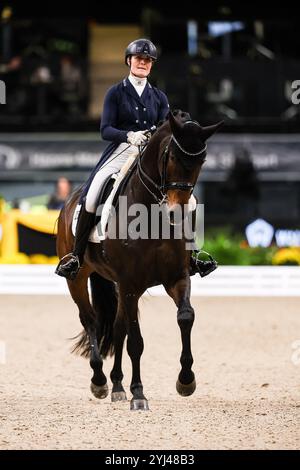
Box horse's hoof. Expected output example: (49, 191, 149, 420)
(176, 378, 196, 396)
(90, 382, 109, 399)
(130, 398, 149, 411)
(111, 391, 127, 402)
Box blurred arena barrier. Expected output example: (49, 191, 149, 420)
(0, 265, 299, 296)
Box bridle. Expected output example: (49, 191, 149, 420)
(137, 130, 207, 205)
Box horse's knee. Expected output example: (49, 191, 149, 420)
(177, 307, 195, 328)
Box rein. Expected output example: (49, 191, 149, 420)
(137, 134, 207, 205)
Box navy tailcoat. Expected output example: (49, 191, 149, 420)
(81, 77, 169, 199)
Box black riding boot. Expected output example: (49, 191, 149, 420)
(55, 206, 95, 280)
(189, 205, 218, 278)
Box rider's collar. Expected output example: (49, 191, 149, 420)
(128, 73, 147, 88)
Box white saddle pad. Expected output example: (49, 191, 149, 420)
(72, 174, 118, 244)
(72, 204, 102, 243)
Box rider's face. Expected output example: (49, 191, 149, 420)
(129, 55, 153, 78)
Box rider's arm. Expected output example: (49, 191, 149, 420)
(100, 86, 129, 143)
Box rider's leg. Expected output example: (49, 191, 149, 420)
(85, 144, 134, 213)
(188, 198, 218, 278)
(56, 144, 138, 280)
(55, 202, 96, 280)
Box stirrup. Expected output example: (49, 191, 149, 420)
(191, 250, 218, 278)
(55, 253, 81, 280)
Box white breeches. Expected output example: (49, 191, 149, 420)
(85, 143, 139, 213)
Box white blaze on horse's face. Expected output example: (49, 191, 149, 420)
(164, 112, 224, 224)
(165, 199, 190, 226)
(166, 186, 193, 222)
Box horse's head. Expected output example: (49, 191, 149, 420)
(157, 110, 223, 222)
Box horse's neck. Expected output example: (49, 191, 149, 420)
(140, 137, 161, 181)
(125, 128, 170, 204)
(124, 138, 161, 205)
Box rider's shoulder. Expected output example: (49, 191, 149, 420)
(151, 84, 168, 102)
(105, 80, 125, 97)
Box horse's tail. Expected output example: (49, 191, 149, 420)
(71, 330, 90, 358)
(71, 272, 118, 358)
(90, 271, 118, 358)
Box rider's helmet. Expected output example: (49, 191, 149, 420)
(125, 38, 158, 65)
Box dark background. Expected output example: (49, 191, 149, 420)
(1, 0, 300, 230)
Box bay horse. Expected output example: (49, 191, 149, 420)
(56, 110, 222, 410)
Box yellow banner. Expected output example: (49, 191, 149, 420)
(0, 209, 59, 257)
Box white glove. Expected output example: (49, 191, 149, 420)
(127, 130, 148, 146)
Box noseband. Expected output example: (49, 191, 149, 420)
(137, 132, 207, 205)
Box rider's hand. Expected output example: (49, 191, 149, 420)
(127, 130, 148, 146)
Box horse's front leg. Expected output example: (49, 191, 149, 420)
(165, 276, 196, 396)
(119, 288, 149, 411)
(110, 314, 127, 402)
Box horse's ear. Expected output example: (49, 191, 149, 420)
(168, 110, 183, 136)
(201, 121, 224, 141)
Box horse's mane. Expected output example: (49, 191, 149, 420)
(147, 118, 171, 149)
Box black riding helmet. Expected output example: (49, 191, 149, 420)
(125, 38, 157, 65)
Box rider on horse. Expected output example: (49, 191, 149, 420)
(55, 38, 217, 281)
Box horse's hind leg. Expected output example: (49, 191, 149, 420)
(56, 194, 108, 398)
(89, 272, 127, 402)
(165, 276, 196, 397)
(67, 268, 108, 399)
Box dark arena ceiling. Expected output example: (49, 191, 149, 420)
(3, 1, 297, 21)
